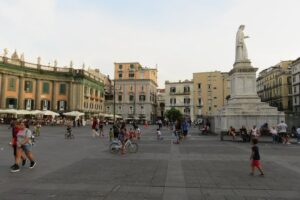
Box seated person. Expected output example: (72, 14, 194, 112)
(201, 125, 209, 135)
(240, 126, 249, 142)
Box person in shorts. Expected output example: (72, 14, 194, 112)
(277, 121, 289, 144)
(11, 122, 36, 173)
(250, 138, 264, 176)
(157, 128, 162, 140)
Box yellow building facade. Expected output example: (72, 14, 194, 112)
(257, 61, 293, 112)
(0, 51, 106, 115)
(193, 71, 230, 118)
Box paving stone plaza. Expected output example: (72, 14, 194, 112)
(1, 124, 300, 200)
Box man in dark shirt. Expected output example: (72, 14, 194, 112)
(250, 138, 264, 176)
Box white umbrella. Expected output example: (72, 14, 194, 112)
(30, 110, 43, 115)
(42, 110, 60, 116)
(16, 110, 32, 115)
(115, 115, 123, 119)
(0, 109, 18, 114)
(63, 111, 84, 117)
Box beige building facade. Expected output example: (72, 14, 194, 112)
(157, 89, 166, 120)
(0, 50, 106, 115)
(193, 71, 230, 119)
(165, 80, 194, 121)
(257, 61, 293, 112)
(290, 58, 300, 114)
(105, 62, 157, 123)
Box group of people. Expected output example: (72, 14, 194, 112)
(111, 122, 141, 154)
(228, 121, 300, 144)
(9, 120, 37, 173)
(171, 119, 189, 144)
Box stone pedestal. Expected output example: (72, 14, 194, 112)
(213, 61, 284, 133)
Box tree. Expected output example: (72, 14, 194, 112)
(165, 108, 182, 122)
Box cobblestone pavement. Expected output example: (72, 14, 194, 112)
(0, 124, 300, 200)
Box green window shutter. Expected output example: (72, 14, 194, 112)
(59, 84, 66, 95)
(43, 82, 49, 94)
(8, 78, 16, 91)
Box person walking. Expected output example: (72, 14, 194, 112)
(119, 123, 127, 154)
(182, 120, 189, 138)
(270, 126, 278, 144)
(10, 121, 26, 170)
(91, 118, 99, 138)
(296, 127, 300, 144)
(250, 138, 264, 177)
(157, 128, 162, 140)
(277, 121, 289, 144)
(11, 122, 36, 173)
(173, 119, 181, 144)
(228, 126, 236, 141)
(99, 120, 104, 137)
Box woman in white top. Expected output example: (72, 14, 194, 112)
(250, 125, 259, 139)
(270, 126, 278, 143)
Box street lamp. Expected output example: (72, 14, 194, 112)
(113, 78, 116, 123)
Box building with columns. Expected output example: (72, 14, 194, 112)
(105, 62, 158, 123)
(0, 50, 106, 116)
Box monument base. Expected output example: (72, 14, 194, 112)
(213, 98, 284, 133)
(213, 61, 285, 133)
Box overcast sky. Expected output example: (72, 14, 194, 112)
(0, 0, 299, 87)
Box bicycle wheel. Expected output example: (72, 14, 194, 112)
(127, 142, 138, 153)
(109, 143, 119, 154)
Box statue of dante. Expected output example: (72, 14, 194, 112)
(235, 25, 249, 62)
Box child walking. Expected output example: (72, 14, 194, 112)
(250, 138, 264, 176)
(157, 128, 163, 140)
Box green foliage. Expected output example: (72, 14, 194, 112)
(165, 108, 182, 122)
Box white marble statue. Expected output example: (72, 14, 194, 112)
(70, 60, 73, 68)
(235, 25, 249, 62)
(54, 59, 57, 67)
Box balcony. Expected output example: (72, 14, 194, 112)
(169, 91, 191, 95)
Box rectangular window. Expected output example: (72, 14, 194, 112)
(119, 73, 122, 78)
(8, 78, 16, 91)
(198, 98, 202, 105)
(129, 73, 135, 78)
(170, 87, 176, 93)
(198, 83, 201, 89)
(129, 95, 134, 101)
(208, 84, 211, 89)
(59, 84, 66, 95)
(24, 80, 33, 93)
(42, 82, 50, 94)
(139, 95, 146, 102)
(118, 95, 122, 101)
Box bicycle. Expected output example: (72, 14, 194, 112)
(65, 127, 74, 139)
(109, 138, 138, 154)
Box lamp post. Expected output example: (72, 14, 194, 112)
(113, 78, 116, 123)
